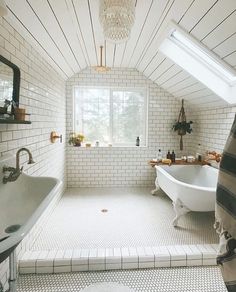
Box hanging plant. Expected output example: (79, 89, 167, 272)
(172, 121, 193, 135)
(172, 99, 193, 150)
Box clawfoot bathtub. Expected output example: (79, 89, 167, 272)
(152, 165, 218, 227)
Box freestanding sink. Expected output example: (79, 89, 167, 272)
(0, 154, 62, 264)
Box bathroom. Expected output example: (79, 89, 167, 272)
(0, 0, 236, 291)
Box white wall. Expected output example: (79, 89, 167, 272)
(191, 106, 236, 156)
(0, 18, 66, 290)
(66, 67, 193, 187)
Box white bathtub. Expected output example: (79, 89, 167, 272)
(153, 165, 219, 226)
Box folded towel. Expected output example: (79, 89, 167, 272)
(215, 114, 236, 292)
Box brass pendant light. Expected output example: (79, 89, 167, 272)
(93, 45, 110, 73)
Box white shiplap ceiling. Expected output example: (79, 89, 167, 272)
(3, 0, 236, 107)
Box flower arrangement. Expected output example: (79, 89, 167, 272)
(68, 132, 85, 146)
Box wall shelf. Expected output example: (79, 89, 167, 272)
(0, 119, 31, 124)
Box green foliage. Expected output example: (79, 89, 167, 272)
(68, 132, 84, 146)
(172, 120, 193, 134)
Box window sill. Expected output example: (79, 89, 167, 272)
(68, 145, 148, 149)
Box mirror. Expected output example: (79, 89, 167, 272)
(0, 55, 20, 114)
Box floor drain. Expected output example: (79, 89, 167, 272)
(101, 209, 108, 213)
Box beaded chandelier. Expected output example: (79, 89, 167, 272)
(99, 0, 135, 44)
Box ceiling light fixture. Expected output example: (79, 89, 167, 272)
(0, 0, 7, 16)
(93, 45, 110, 73)
(99, 0, 135, 44)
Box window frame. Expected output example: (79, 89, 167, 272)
(158, 20, 236, 105)
(72, 85, 149, 147)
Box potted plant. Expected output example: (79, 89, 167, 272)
(68, 132, 85, 147)
(172, 99, 193, 150)
(172, 120, 193, 136)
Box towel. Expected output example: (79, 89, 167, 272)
(215, 114, 236, 292)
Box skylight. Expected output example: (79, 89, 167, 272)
(158, 21, 236, 105)
(170, 30, 236, 85)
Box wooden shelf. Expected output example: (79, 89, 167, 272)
(149, 160, 207, 167)
(0, 119, 31, 124)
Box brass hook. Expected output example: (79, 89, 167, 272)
(50, 131, 62, 143)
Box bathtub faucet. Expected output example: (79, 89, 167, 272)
(2, 148, 35, 184)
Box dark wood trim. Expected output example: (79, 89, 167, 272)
(0, 119, 31, 124)
(0, 54, 20, 107)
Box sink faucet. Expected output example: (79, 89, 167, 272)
(2, 148, 35, 184)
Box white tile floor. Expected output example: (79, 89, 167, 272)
(17, 267, 227, 292)
(31, 188, 218, 250)
(19, 188, 220, 274)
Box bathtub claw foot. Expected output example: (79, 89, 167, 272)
(172, 199, 190, 227)
(151, 187, 160, 195)
(151, 178, 160, 195)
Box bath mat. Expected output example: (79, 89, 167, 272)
(80, 282, 135, 292)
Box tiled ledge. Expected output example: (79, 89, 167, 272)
(18, 244, 218, 274)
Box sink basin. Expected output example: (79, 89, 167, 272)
(0, 155, 62, 264)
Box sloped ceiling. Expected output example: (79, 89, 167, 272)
(3, 0, 236, 107)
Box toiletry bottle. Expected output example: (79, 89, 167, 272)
(196, 144, 202, 162)
(157, 149, 162, 161)
(171, 150, 176, 162)
(136, 136, 140, 146)
(167, 150, 171, 159)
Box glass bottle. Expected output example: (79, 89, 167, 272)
(171, 150, 176, 162)
(157, 149, 162, 161)
(167, 150, 171, 159)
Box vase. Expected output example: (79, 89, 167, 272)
(74, 140, 81, 147)
(178, 129, 186, 136)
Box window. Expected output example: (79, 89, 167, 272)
(73, 87, 147, 146)
(170, 30, 236, 85)
(158, 21, 236, 105)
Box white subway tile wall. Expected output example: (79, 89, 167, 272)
(66, 68, 192, 187)
(191, 106, 236, 156)
(0, 18, 66, 290)
(1, 9, 235, 291)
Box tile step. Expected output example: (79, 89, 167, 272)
(18, 244, 218, 274)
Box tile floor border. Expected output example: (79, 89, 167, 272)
(18, 244, 218, 274)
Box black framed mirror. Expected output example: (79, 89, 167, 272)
(0, 54, 20, 113)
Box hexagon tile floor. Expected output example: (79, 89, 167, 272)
(17, 267, 227, 292)
(31, 187, 218, 250)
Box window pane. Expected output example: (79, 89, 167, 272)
(74, 87, 147, 146)
(74, 88, 110, 144)
(112, 90, 146, 145)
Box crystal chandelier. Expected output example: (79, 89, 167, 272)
(99, 0, 135, 44)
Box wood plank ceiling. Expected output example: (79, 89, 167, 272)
(3, 0, 236, 107)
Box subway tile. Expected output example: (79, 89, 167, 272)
(54, 266, 71, 273)
(72, 265, 89, 272)
(122, 262, 139, 270)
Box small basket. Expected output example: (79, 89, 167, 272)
(14, 108, 26, 121)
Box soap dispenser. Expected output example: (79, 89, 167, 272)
(166, 150, 171, 159)
(157, 149, 162, 161)
(171, 150, 176, 162)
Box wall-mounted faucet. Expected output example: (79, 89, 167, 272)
(2, 148, 35, 184)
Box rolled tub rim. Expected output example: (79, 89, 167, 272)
(155, 164, 218, 192)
